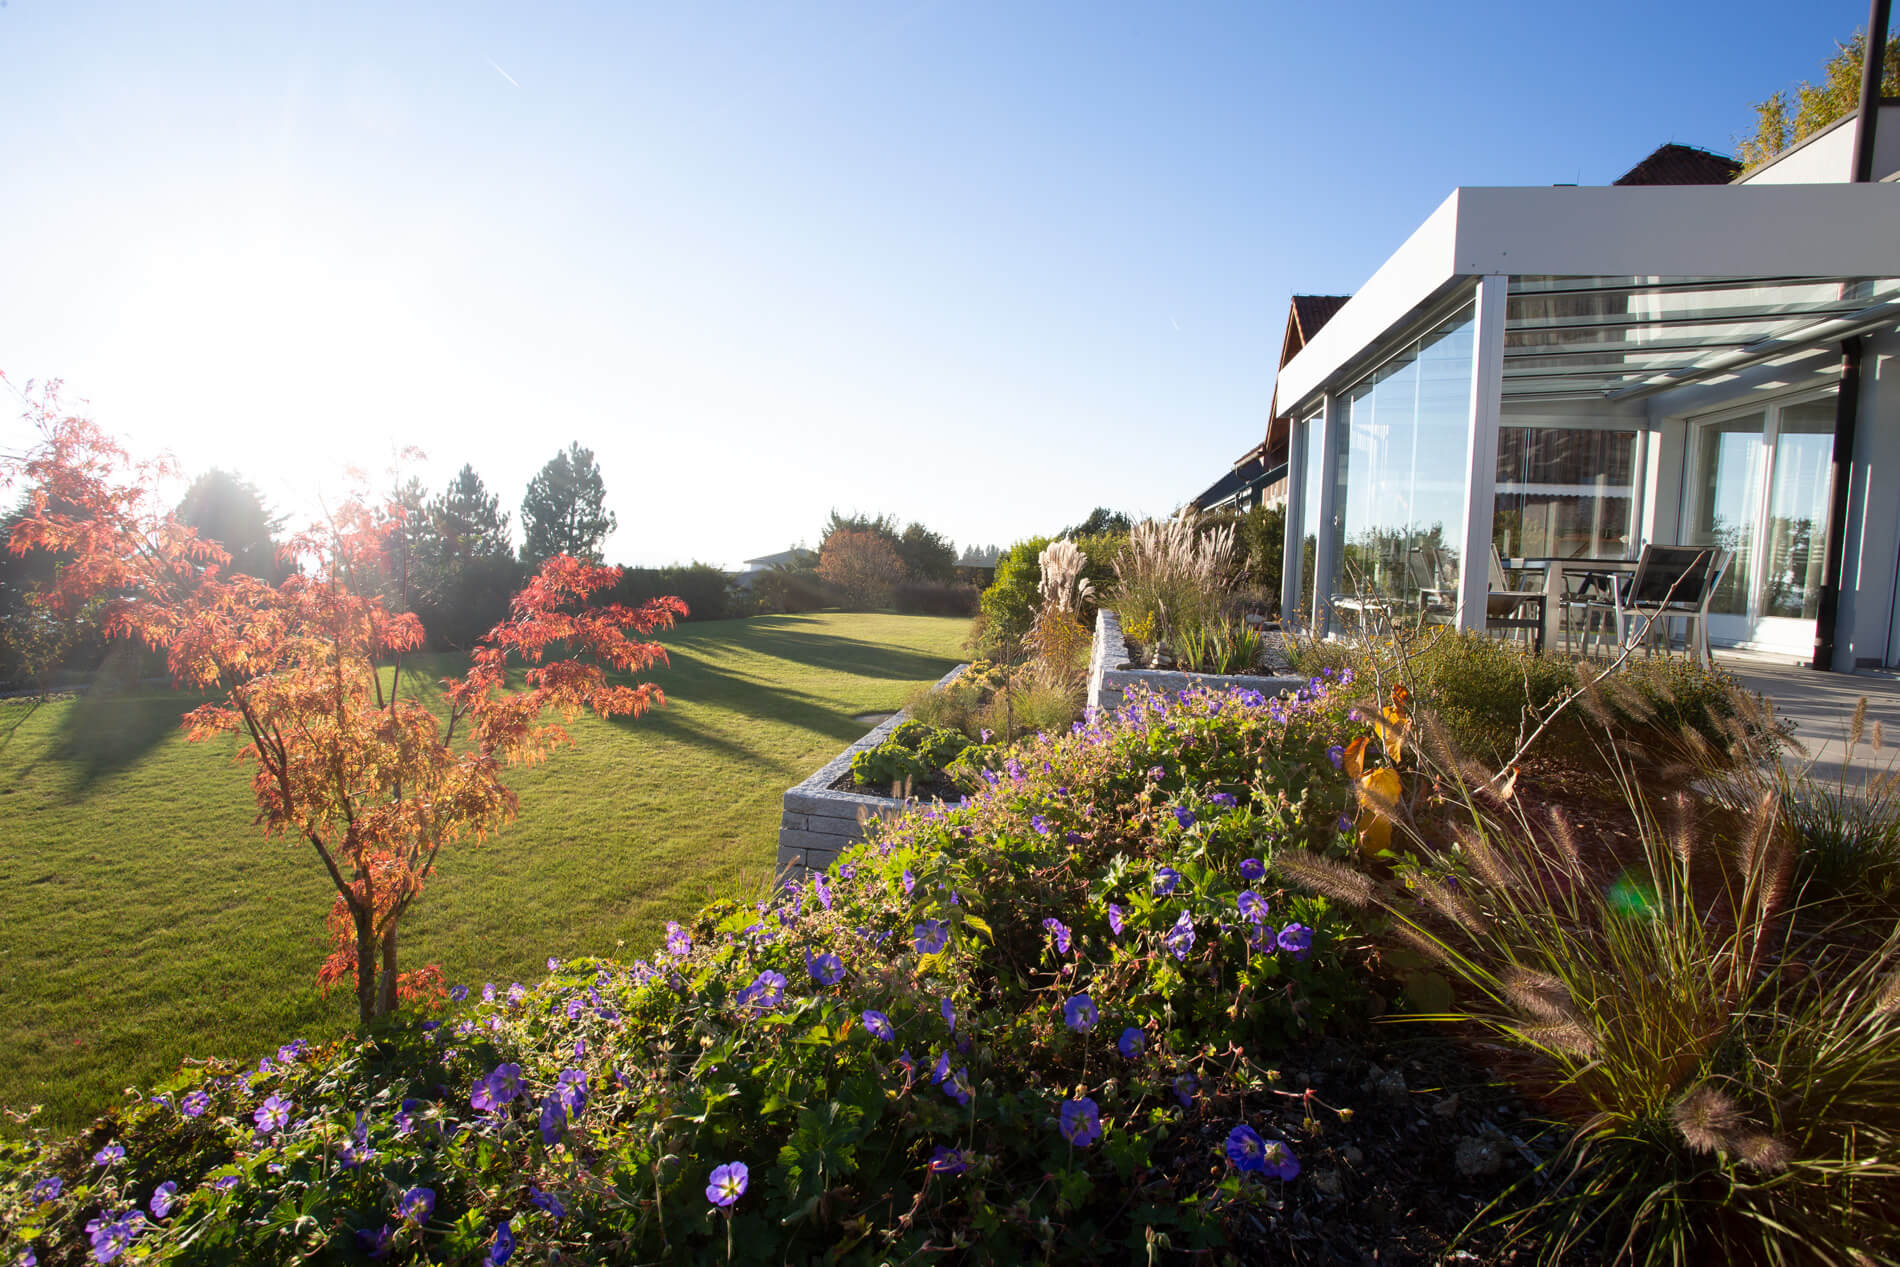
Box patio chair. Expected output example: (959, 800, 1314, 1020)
(1575, 545, 1731, 668)
(1484, 546, 1546, 654)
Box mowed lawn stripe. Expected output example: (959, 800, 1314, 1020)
(0, 611, 966, 1131)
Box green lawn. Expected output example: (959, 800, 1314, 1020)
(0, 612, 967, 1132)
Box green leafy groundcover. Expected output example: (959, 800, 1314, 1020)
(3, 676, 1370, 1265)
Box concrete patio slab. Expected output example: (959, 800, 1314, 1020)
(1718, 653, 1900, 787)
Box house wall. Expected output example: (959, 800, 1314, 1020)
(1738, 105, 1900, 185)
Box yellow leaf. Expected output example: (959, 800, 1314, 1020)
(1343, 735, 1370, 781)
(1356, 766, 1403, 857)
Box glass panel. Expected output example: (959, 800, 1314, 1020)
(1763, 398, 1836, 620)
(1330, 306, 1475, 611)
(1492, 428, 1638, 560)
(1686, 415, 1766, 616)
(1296, 411, 1325, 623)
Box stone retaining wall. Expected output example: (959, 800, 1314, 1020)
(1086, 608, 1306, 714)
(776, 664, 967, 878)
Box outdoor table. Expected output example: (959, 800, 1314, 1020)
(1534, 557, 1638, 654)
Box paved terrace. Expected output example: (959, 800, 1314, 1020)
(1719, 653, 1900, 788)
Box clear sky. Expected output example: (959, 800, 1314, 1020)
(0, 0, 1879, 567)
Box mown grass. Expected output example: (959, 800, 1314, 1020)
(0, 612, 967, 1132)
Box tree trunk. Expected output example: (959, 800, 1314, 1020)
(376, 921, 400, 1018)
(354, 908, 378, 1026)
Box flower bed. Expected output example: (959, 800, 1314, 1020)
(0, 675, 1550, 1265)
(777, 664, 967, 877)
(1087, 607, 1304, 715)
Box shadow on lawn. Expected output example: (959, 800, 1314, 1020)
(42, 688, 199, 794)
(614, 653, 873, 770)
(677, 616, 962, 683)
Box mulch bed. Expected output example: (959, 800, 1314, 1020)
(826, 768, 966, 804)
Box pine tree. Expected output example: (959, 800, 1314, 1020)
(520, 444, 617, 566)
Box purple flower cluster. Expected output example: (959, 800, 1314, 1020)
(1041, 917, 1072, 955)
(1225, 1124, 1300, 1180)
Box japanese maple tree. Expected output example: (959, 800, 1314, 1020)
(2, 380, 685, 1022)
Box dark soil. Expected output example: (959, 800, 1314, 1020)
(1189, 1027, 1581, 1265)
(827, 767, 967, 804)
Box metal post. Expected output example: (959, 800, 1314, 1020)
(1310, 392, 1343, 631)
(1852, 0, 1893, 184)
(1280, 417, 1305, 625)
(1455, 276, 1509, 632)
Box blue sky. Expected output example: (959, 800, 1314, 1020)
(0, 0, 1877, 566)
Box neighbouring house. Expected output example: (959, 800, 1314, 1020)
(1188, 295, 1349, 515)
(1260, 106, 1900, 670)
(730, 547, 815, 591)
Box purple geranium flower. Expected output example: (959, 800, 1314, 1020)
(1059, 1097, 1102, 1147)
(664, 922, 691, 958)
(1042, 917, 1072, 955)
(450, 985, 469, 1002)
(1239, 857, 1266, 881)
(1260, 1137, 1301, 1181)
(471, 1062, 523, 1113)
(1172, 806, 1196, 829)
(399, 1186, 435, 1223)
(944, 1066, 973, 1106)
(253, 1095, 292, 1133)
(928, 1145, 967, 1175)
(556, 1068, 588, 1117)
(356, 1224, 394, 1260)
(1107, 903, 1125, 935)
(737, 969, 787, 1015)
(913, 919, 949, 956)
(902, 869, 916, 895)
(539, 1094, 566, 1145)
(1153, 867, 1180, 897)
(941, 996, 956, 1032)
(32, 1176, 62, 1202)
(1164, 910, 1196, 960)
(1237, 890, 1269, 923)
(149, 1181, 179, 1219)
(530, 1187, 566, 1220)
(1225, 1123, 1268, 1171)
(861, 1009, 895, 1041)
(932, 1051, 951, 1085)
(706, 1161, 749, 1207)
(181, 1089, 210, 1118)
(1277, 922, 1313, 960)
(1327, 744, 1345, 770)
(488, 1220, 514, 1265)
(482, 983, 497, 1003)
(1210, 792, 1237, 808)
(94, 1143, 124, 1167)
(1031, 814, 1052, 836)
(807, 952, 846, 986)
(1118, 1027, 1144, 1059)
(1063, 994, 1098, 1033)
(813, 872, 832, 910)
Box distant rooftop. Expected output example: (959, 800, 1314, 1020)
(740, 548, 808, 569)
(1613, 142, 1742, 187)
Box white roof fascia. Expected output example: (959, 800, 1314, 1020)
(1275, 183, 1900, 416)
(1274, 190, 1464, 413)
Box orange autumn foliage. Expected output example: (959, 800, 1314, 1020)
(3, 381, 684, 1022)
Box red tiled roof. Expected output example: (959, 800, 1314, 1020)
(1613, 143, 1741, 186)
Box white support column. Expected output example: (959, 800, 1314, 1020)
(1455, 275, 1508, 632)
(1279, 417, 1305, 624)
(1310, 391, 1343, 631)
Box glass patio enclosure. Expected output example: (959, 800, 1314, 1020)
(1282, 271, 1900, 656)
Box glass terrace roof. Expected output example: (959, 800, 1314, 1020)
(1501, 275, 1900, 401)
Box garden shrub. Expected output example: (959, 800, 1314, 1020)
(0, 679, 1372, 1265)
(607, 563, 735, 623)
(850, 722, 973, 791)
(892, 580, 979, 617)
(973, 533, 1122, 661)
(1288, 628, 1748, 769)
(751, 568, 835, 614)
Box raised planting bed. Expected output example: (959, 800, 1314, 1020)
(777, 663, 967, 877)
(1086, 607, 1306, 714)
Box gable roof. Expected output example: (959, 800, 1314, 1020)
(1614, 143, 1742, 187)
(1265, 294, 1352, 456)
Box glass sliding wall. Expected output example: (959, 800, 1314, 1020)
(1295, 408, 1326, 623)
(1326, 305, 1475, 611)
(1492, 427, 1639, 560)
